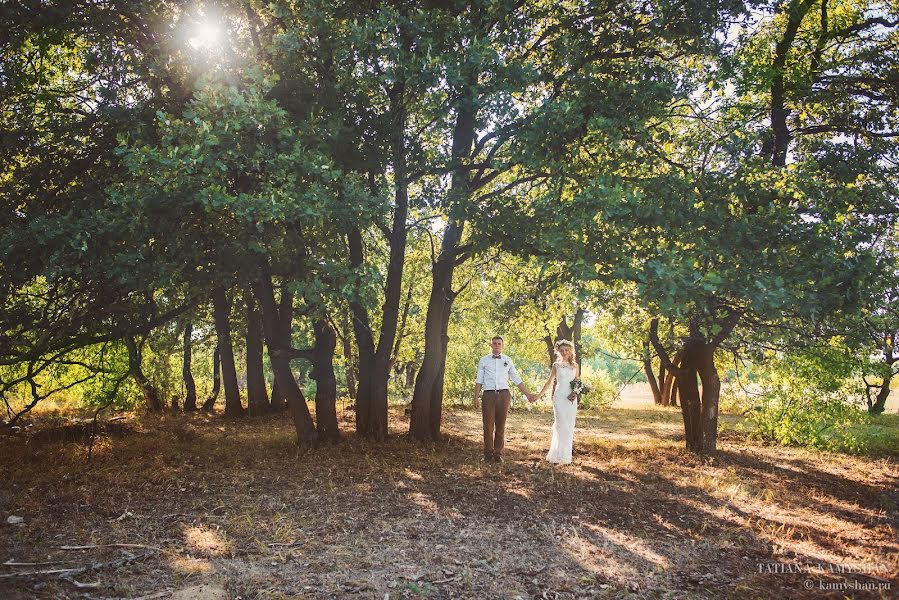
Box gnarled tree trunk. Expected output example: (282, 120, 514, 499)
(410, 82, 476, 441)
(310, 318, 340, 442)
(253, 270, 317, 446)
(182, 321, 197, 412)
(245, 290, 269, 416)
(201, 346, 221, 411)
(125, 335, 162, 412)
(644, 339, 662, 405)
(212, 287, 243, 418)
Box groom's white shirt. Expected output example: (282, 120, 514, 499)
(476, 354, 523, 391)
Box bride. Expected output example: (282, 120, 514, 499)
(536, 340, 580, 465)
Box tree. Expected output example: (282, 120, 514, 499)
(408, 0, 737, 440)
(545, 0, 898, 453)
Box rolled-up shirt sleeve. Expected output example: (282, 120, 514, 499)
(476, 358, 485, 385)
(507, 359, 523, 386)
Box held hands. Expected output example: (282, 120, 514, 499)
(526, 391, 539, 404)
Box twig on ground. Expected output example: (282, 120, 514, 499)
(0, 549, 155, 580)
(3, 559, 76, 566)
(61, 574, 100, 588)
(59, 543, 161, 551)
(267, 542, 304, 548)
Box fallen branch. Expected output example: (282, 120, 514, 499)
(0, 549, 155, 580)
(3, 559, 75, 566)
(267, 542, 303, 548)
(59, 543, 160, 551)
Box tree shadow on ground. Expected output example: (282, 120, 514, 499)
(1, 411, 896, 599)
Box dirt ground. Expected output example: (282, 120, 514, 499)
(1, 404, 897, 599)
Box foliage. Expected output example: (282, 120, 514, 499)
(576, 365, 617, 411)
(739, 352, 869, 452)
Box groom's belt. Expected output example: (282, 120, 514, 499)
(483, 388, 510, 392)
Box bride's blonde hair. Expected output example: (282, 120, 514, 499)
(553, 339, 577, 367)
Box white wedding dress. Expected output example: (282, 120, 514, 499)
(546, 362, 578, 464)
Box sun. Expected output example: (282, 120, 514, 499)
(188, 20, 222, 50)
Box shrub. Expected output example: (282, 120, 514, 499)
(577, 365, 616, 410)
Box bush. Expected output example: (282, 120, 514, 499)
(577, 365, 617, 410)
(745, 390, 867, 452)
(726, 349, 879, 453)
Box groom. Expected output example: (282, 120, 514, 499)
(473, 336, 537, 463)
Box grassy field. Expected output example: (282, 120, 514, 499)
(1, 402, 897, 599)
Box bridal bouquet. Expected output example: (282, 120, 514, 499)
(569, 377, 591, 402)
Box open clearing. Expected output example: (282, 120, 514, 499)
(1, 403, 896, 599)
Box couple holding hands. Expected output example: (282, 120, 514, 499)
(473, 336, 580, 465)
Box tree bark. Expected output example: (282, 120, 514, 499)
(661, 354, 681, 407)
(544, 310, 585, 368)
(675, 342, 704, 453)
(212, 287, 244, 418)
(649, 319, 727, 454)
(410, 218, 464, 441)
(696, 342, 721, 455)
(201, 345, 221, 411)
(245, 290, 269, 416)
(344, 77, 410, 441)
(870, 376, 892, 415)
(405, 362, 416, 388)
(867, 355, 895, 415)
(555, 310, 585, 370)
(340, 308, 357, 400)
(644, 339, 662, 405)
(347, 226, 377, 435)
(410, 82, 476, 441)
(311, 318, 340, 442)
(182, 321, 197, 412)
(544, 335, 556, 367)
(270, 377, 286, 411)
(767, 0, 816, 166)
(125, 335, 162, 412)
(253, 270, 317, 446)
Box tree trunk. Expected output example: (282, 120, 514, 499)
(245, 290, 269, 416)
(409, 82, 476, 441)
(125, 335, 162, 412)
(253, 271, 317, 446)
(347, 226, 377, 436)
(410, 221, 462, 441)
(544, 335, 555, 367)
(405, 362, 416, 388)
(201, 346, 221, 411)
(555, 309, 585, 370)
(869, 377, 892, 415)
(345, 79, 410, 441)
(675, 341, 719, 454)
(270, 377, 286, 411)
(661, 349, 684, 407)
(341, 308, 357, 400)
(212, 287, 244, 418)
(311, 318, 340, 442)
(676, 342, 704, 453)
(644, 339, 662, 405)
(868, 359, 895, 415)
(767, 0, 816, 167)
(182, 321, 197, 412)
(696, 342, 720, 455)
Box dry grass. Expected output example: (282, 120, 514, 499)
(0, 404, 896, 599)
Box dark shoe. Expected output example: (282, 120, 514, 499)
(492, 454, 504, 464)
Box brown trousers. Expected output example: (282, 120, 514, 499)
(481, 390, 511, 459)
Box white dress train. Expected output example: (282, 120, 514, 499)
(546, 362, 578, 464)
